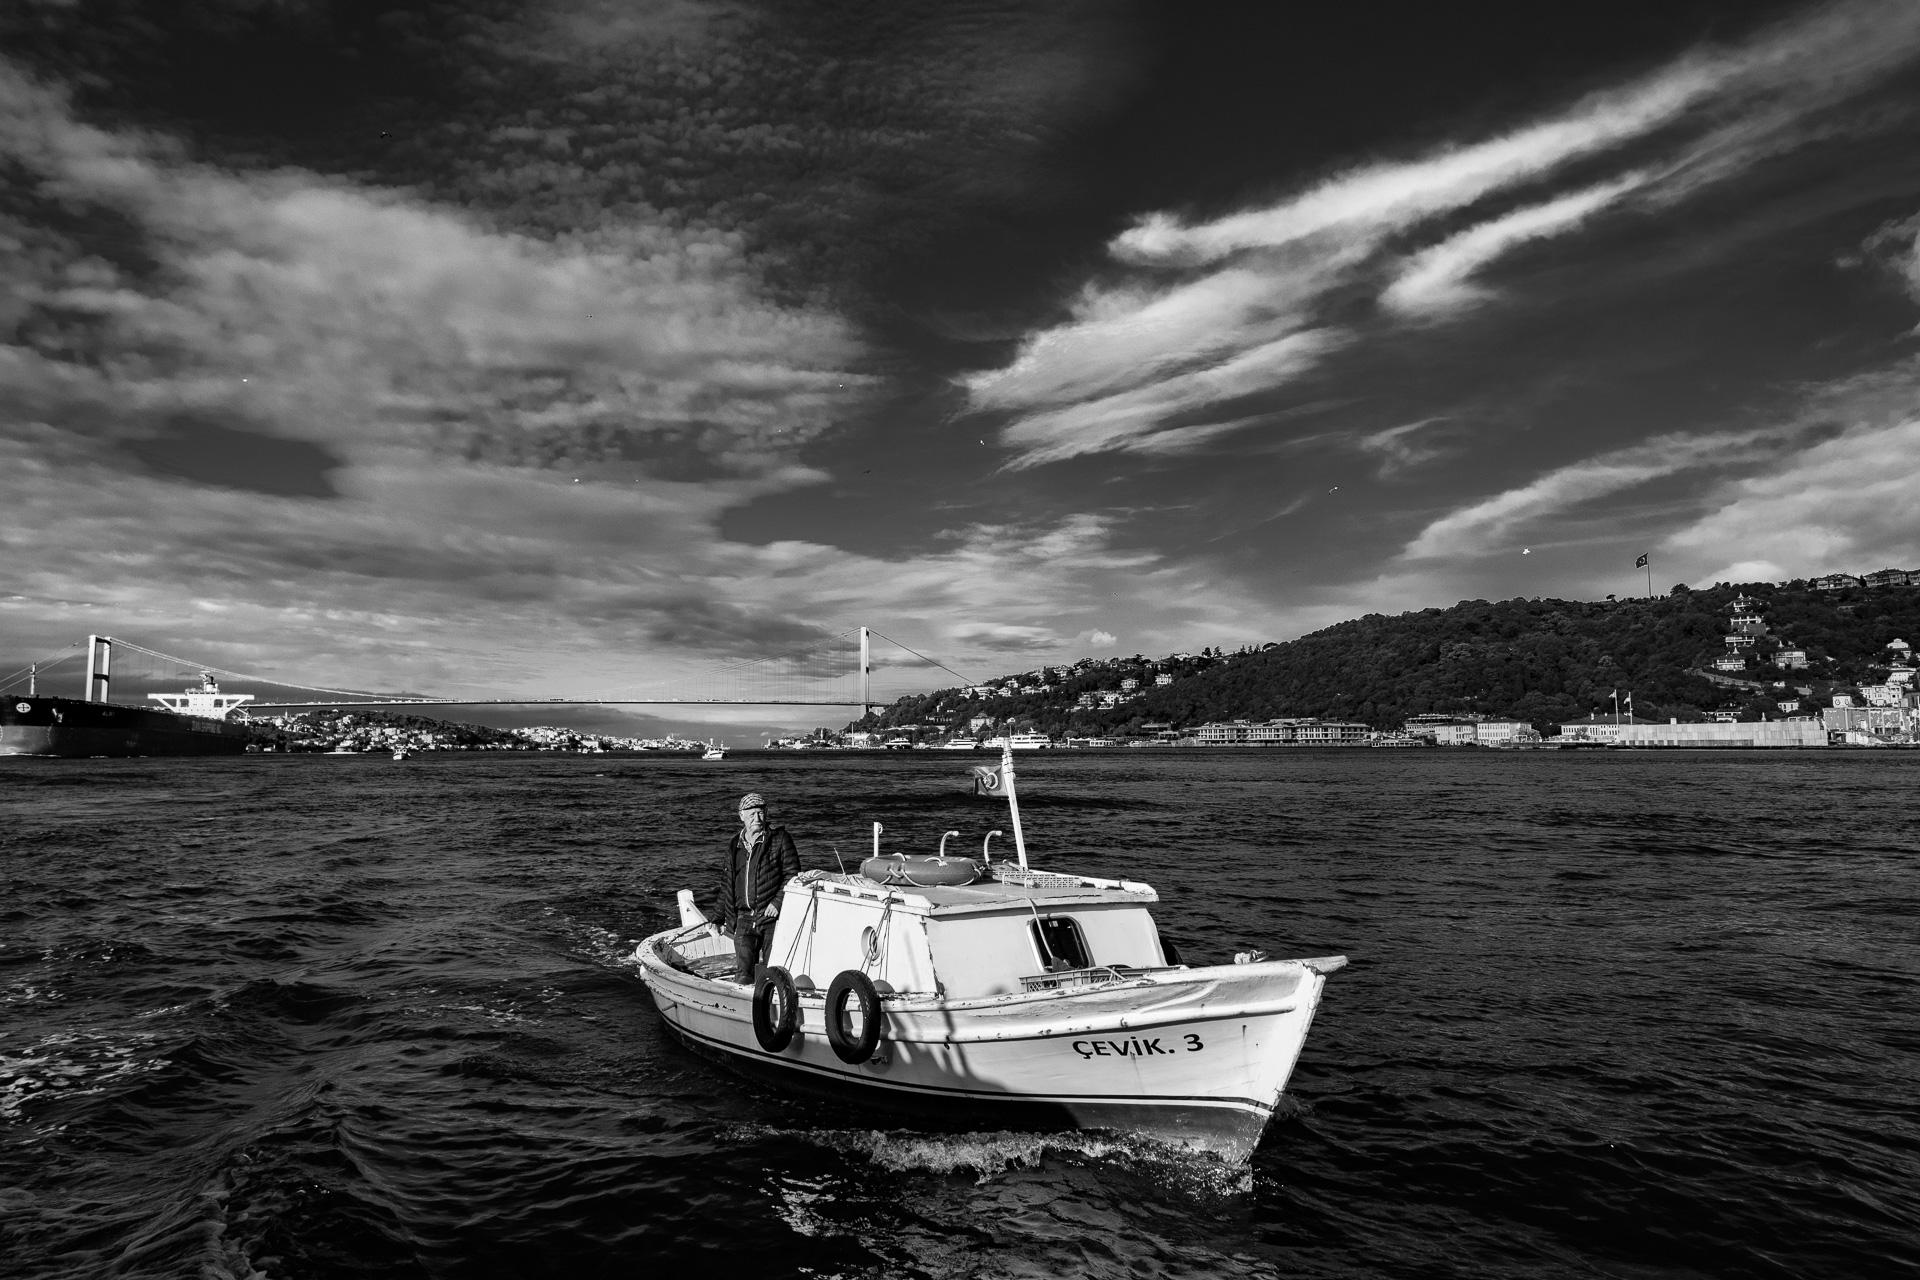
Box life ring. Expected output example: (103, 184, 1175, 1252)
(860, 854, 982, 887)
(752, 966, 798, 1053)
(824, 969, 882, 1064)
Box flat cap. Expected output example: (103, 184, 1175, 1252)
(738, 792, 765, 812)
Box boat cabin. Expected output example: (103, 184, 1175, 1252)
(763, 866, 1174, 1001)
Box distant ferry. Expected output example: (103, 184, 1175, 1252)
(939, 737, 980, 750)
(1, 638, 252, 758)
(1005, 732, 1054, 750)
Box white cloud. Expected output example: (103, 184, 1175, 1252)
(963, 252, 1359, 416)
(1111, 80, 1702, 269)
(967, 0, 1920, 470)
(0, 61, 862, 475)
(1399, 430, 1778, 561)
(1357, 417, 1454, 475)
(1381, 177, 1645, 317)
(994, 328, 1348, 469)
(1864, 212, 1920, 303)
(1667, 416, 1920, 581)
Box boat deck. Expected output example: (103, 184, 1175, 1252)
(807, 866, 1157, 913)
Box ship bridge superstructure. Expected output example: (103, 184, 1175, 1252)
(147, 672, 255, 721)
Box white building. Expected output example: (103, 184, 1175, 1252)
(1192, 719, 1369, 746)
(1560, 717, 1826, 747)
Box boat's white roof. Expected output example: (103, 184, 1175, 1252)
(799, 866, 1158, 917)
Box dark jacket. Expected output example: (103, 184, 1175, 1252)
(716, 826, 800, 931)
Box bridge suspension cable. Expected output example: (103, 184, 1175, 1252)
(863, 627, 978, 688)
(0, 642, 85, 695)
(6, 628, 978, 710)
(104, 639, 390, 701)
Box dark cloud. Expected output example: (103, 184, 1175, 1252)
(615, 594, 844, 660)
(120, 414, 344, 497)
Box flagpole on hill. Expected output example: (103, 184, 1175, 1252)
(1637, 552, 1653, 598)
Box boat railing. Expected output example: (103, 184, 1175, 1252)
(990, 865, 1086, 888)
(1017, 965, 1141, 993)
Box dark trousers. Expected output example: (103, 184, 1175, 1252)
(732, 922, 771, 982)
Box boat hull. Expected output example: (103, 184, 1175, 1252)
(0, 696, 250, 758)
(636, 927, 1333, 1161)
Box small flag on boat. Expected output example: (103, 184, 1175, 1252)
(971, 764, 1005, 796)
(1635, 553, 1650, 568)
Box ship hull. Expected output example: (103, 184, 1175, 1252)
(0, 696, 250, 758)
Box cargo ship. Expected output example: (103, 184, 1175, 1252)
(0, 636, 254, 758)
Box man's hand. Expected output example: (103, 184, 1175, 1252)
(762, 901, 780, 920)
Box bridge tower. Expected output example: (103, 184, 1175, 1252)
(860, 626, 871, 715)
(84, 635, 113, 703)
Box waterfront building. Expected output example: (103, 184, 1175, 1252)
(1559, 716, 1827, 747)
(1425, 718, 1539, 747)
(1192, 718, 1369, 746)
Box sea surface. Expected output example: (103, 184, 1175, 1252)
(2, 749, 1916, 1280)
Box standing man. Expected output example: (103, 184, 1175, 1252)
(717, 792, 801, 983)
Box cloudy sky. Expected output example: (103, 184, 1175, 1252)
(6, 0, 1920, 738)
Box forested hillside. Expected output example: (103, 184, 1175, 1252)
(855, 582, 1920, 737)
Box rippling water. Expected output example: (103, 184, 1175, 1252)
(3, 749, 1916, 1279)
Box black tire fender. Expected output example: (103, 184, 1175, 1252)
(824, 969, 882, 1064)
(752, 966, 798, 1053)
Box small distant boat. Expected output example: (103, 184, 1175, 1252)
(940, 737, 980, 750)
(634, 746, 1346, 1162)
(702, 741, 727, 760)
(392, 747, 411, 761)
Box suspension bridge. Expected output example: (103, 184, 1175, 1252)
(0, 628, 978, 718)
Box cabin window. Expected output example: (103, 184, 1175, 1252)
(1030, 916, 1091, 971)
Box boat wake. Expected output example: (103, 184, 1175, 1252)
(762, 1125, 1257, 1198)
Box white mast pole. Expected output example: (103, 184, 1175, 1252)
(1000, 742, 1029, 869)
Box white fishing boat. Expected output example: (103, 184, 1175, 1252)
(633, 747, 1346, 1161)
(702, 741, 727, 760)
